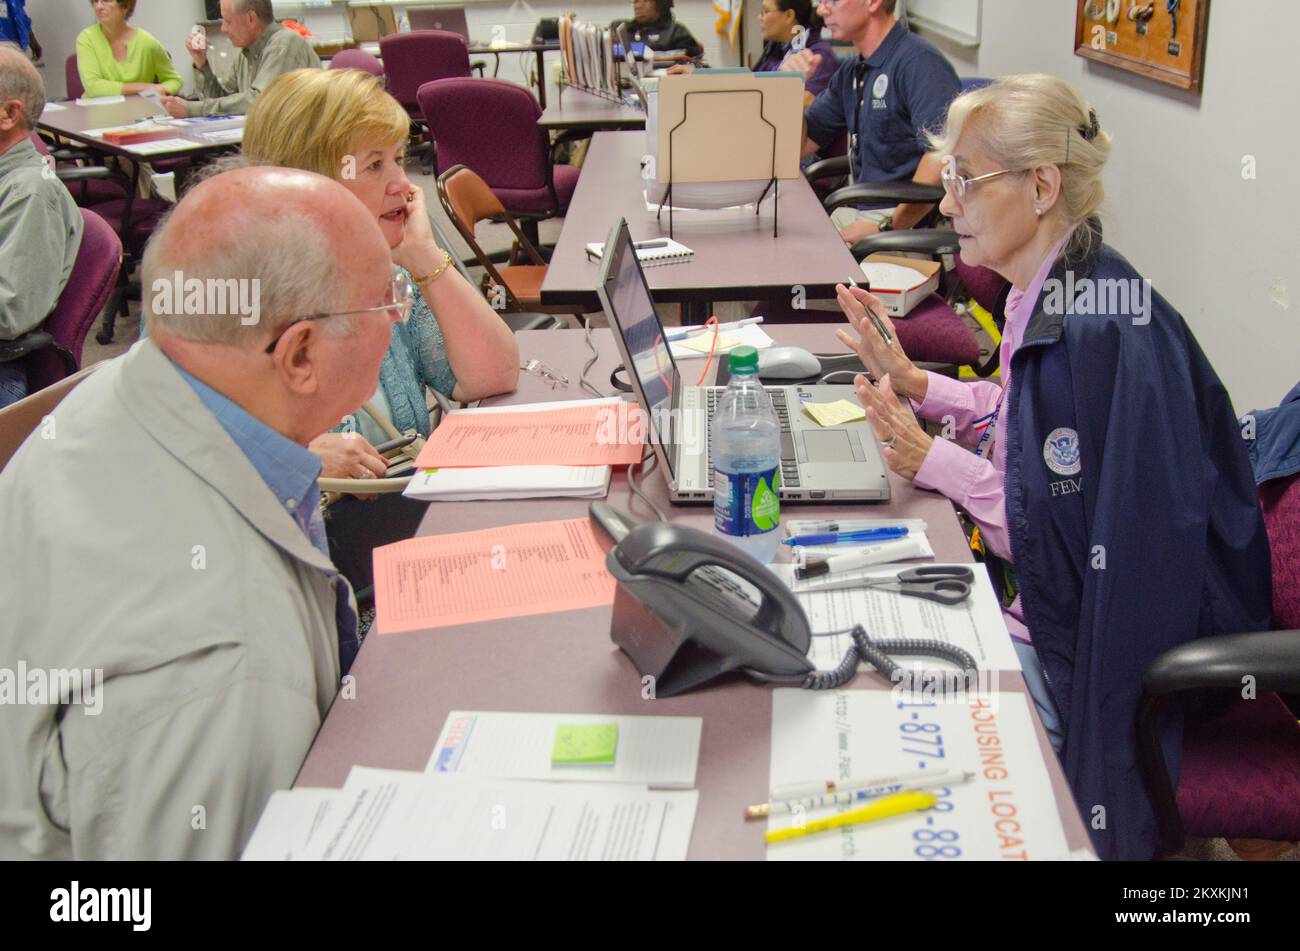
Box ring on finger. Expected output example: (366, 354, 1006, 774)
(882, 430, 898, 450)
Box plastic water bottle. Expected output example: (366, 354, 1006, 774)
(712, 346, 781, 563)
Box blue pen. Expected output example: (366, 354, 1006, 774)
(781, 526, 908, 547)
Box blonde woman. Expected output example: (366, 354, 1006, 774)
(76, 0, 182, 98)
(242, 68, 519, 480)
(836, 75, 1270, 860)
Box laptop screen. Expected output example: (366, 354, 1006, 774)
(598, 220, 681, 480)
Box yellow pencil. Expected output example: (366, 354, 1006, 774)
(764, 790, 938, 845)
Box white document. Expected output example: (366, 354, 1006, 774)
(76, 95, 126, 105)
(767, 689, 1070, 860)
(770, 562, 1022, 673)
(43, 102, 68, 113)
(240, 788, 347, 860)
(125, 137, 196, 156)
(669, 324, 775, 360)
(426, 710, 702, 789)
(198, 128, 244, 144)
(404, 464, 610, 502)
(303, 768, 698, 860)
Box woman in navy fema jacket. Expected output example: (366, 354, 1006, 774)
(837, 74, 1272, 861)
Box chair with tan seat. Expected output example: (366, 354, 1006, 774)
(435, 164, 583, 321)
(0, 365, 97, 474)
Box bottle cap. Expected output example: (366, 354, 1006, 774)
(728, 345, 759, 374)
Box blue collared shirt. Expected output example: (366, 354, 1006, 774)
(804, 21, 960, 184)
(174, 363, 360, 673)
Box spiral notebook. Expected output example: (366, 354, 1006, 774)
(585, 238, 693, 267)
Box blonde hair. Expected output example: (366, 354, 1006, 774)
(928, 74, 1112, 260)
(242, 68, 409, 181)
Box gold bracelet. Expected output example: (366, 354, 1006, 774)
(412, 251, 453, 289)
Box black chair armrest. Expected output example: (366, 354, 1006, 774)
(850, 228, 961, 259)
(502, 312, 564, 332)
(471, 59, 487, 77)
(804, 154, 849, 182)
(824, 181, 945, 212)
(1144, 629, 1300, 697)
(0, 330, 57, 362)
(55, 166, 113, 183)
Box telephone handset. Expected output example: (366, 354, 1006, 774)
(595, 504, 979, 698)
(607, 521, 815, 698)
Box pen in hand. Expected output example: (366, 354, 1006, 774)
(847, 275, 894, 349)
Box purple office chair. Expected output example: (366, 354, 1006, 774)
(418, 77, 580, 245)
(65, 54, 85, 101)
(380, 30, 474, 119)
(1, 209, 122, 393)
(330, 48, 384, 78)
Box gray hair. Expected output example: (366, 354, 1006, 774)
(234, 0, 275, 24)
(144, 208, 351, 347)
(0, 47, 45, 131)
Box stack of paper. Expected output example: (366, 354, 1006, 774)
(403, 397, 641, 502)
(243, 768, 699, 861)
(371, 517, 617, 634)
(243, 710, 704, 860)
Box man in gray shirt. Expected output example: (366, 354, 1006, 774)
(0, 47, 83, 407)
(161, 0, 320, 119)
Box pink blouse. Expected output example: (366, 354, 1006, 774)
(909, 233, 1072, 642)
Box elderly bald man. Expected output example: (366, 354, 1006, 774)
(0, 166, 402, 860)
(0, 46, 83, 406)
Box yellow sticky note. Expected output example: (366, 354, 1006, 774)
(804, 399, 867, 427)
(679, 332, 741, 354)
(551, 723, 619, 766)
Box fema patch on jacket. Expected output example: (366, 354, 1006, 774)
(1043, 427, 1081, 476)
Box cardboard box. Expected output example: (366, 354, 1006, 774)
(858, 254, 941, 318)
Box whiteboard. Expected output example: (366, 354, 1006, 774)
(905, 0, 982, 48)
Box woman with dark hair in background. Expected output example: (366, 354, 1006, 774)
(614, 0, 704, 60)
(754, 0, 837, 95)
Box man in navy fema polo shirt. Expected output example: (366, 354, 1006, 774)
(788, 0, 959, 244)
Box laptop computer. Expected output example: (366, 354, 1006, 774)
(408, 7, 471, 41)
(596, 219, 891, 504)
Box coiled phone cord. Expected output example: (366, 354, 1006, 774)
(802, 624, 978, 691)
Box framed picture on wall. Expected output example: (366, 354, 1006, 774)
(1074, 0, 1210, 92)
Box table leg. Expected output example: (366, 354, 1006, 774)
(536, 49, 547, 108)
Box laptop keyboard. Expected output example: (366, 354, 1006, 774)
(704, 388, 801, 489)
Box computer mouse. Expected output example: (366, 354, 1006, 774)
(758, 346, 822, 380)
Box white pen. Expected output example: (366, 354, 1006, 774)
(795, 536, 928, 580)
(786, 518, 923, 534)
(665, 315, 764, 342)
(748, 770, 973, 819)
(770, 768, 966, 803)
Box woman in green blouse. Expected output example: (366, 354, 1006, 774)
(76, 0, 182, 98)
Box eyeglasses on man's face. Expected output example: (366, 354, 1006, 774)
(263, 266, 412, 355)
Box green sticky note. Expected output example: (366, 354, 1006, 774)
(551, 723, 619, 767)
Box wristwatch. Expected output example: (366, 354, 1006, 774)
(878, 214, 894, 232)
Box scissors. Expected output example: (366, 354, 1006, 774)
(857, 566, 974, 605)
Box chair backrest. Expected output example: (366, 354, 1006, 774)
(329, 48, 385, 78)
(952, 253, 1009, 319)
(1260, 470, 1300, 630)
(418, 77, 547, 189)
(27, 209, 122, 392)
(66, 54, 84, 101)
(0, 364, 97, 474)
(380, 31, 471, 111)
(436, 164, 543, 310)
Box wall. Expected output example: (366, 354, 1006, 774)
(914, 0, 1297, 413)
